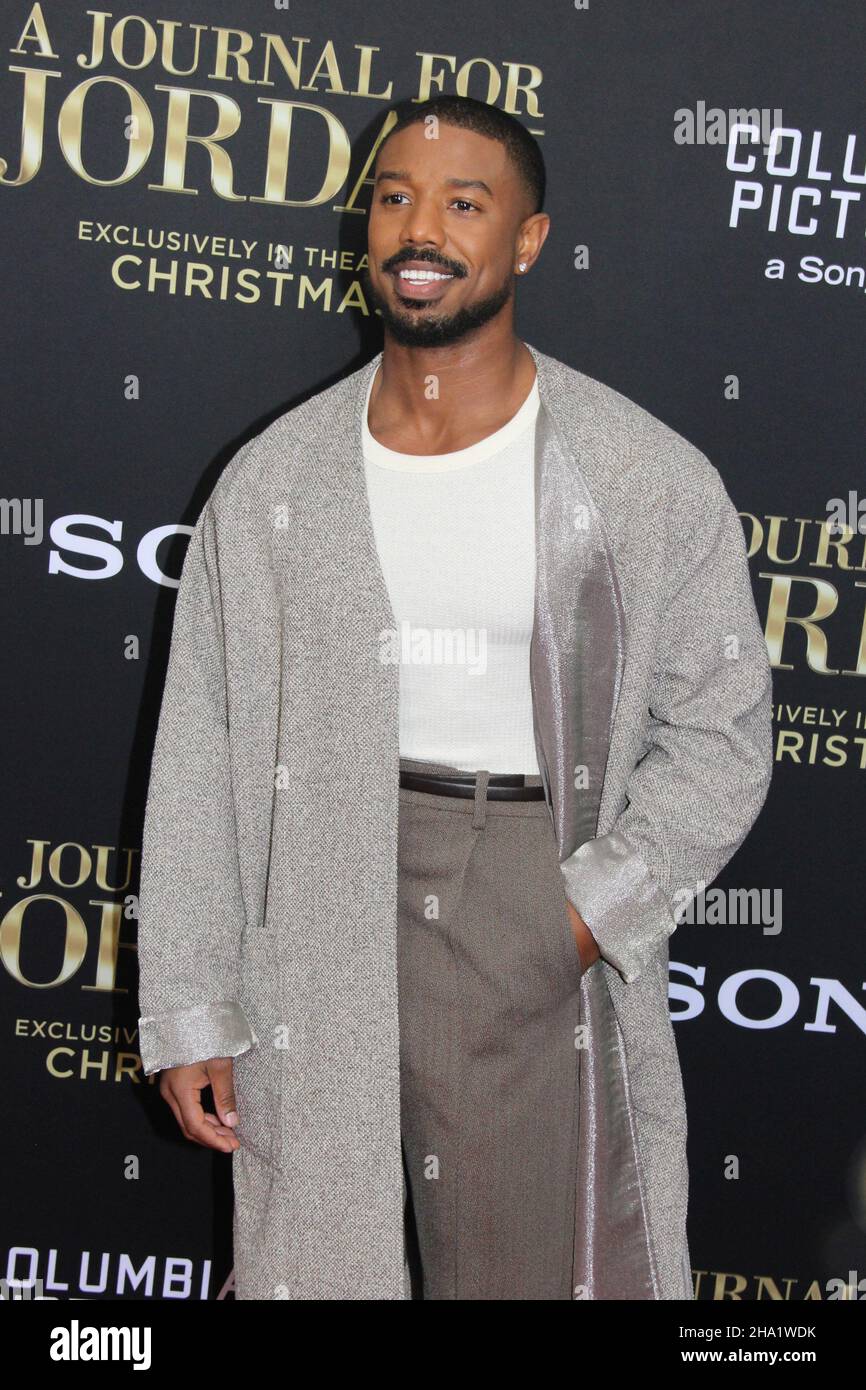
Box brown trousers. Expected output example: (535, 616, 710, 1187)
(397, 754, 601, 1301)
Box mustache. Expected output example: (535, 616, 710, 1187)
(382, 250, 467, 277)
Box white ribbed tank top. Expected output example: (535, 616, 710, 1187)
(362, 365, 541, 775)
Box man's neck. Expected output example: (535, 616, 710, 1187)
(367, 332, 537, 457)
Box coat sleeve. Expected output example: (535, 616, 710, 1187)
(562, 462, 774, 984)
(136, 497, 257, 1075)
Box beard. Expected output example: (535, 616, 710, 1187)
(362, 266, 514, 348)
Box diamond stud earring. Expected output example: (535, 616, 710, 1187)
(518, 262, 527, 273)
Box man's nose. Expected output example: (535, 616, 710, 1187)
(398, 195, 447, 249)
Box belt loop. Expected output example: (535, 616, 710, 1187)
(472, 770, 490, 829)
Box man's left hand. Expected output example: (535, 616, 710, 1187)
(566, 900, 602, 973)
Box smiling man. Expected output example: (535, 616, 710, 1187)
(136, 94, 774, 1301)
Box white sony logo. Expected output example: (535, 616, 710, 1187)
(48, 514, 192, 586)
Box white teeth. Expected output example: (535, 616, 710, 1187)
(398, 269, 453, 281)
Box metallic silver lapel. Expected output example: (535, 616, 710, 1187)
(527, 348, 656, 1300)
(526, 342, 626, 860)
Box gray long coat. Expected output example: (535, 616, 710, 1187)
(137, 342, 774, 1300)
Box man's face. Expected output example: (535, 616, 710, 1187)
(364, 121, 530, 348)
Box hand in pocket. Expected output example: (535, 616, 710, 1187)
(566, 899, 602, 972)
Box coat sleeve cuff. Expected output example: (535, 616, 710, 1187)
(560, 831, 677, 984)
(138, 1000, 258, 1077)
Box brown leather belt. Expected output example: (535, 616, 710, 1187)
(399, 770, 546, 801)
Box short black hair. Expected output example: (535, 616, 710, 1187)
(379, 94, 546, 218)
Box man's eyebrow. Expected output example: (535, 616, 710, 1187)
(375, 168, 494, 198)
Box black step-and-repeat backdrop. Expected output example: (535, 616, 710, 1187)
(2, 0, 864, 1302)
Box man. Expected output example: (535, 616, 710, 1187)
(137, 95, 774, 1301)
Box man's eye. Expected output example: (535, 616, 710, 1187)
(379, 193, 480, 212)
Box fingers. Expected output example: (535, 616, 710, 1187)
(204, 1057, 239, 1129)
(158, 1060, 240, 1153)
(176, 1070, 239, 1153)
(565, 900, 602, 971)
